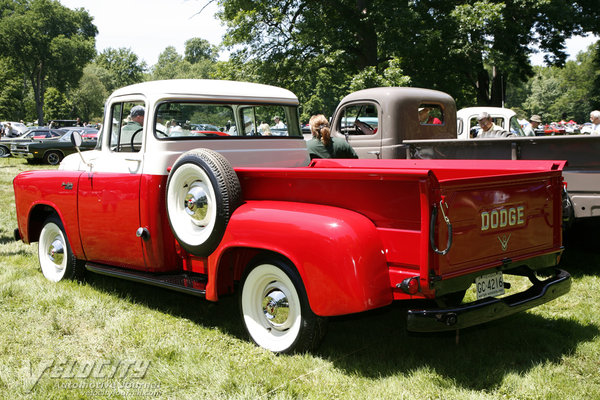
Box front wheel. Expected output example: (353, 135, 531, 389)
(38, 216, 84, 282)
(240, 257, 326, 353)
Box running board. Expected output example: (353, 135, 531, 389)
(85, 263, 207, 297)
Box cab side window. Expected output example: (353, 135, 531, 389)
(109, 101, 145, 152)
(338, 104, 379, 135)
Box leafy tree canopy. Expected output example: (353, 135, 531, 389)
(95, 47, 146, 92)
(0, 0, 97, 125)
(216, 0, 600, 114)
(184, 37, 219, 63)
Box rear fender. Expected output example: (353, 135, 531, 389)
(209, 201, 393, 316)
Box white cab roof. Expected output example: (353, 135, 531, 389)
(109, 79, 299, 104)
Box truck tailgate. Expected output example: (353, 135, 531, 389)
(432, 169, 563, 279)
(308, 159, 565, 281)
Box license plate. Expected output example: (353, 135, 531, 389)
(475, 271, 504, 300)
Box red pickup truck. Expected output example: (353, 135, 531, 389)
(13, 80, 570, 353)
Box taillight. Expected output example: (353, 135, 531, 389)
(399, 276, 420, 295)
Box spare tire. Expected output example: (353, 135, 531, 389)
(166, 149, 241, 256)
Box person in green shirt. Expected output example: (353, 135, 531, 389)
(306, 114, 358, 159)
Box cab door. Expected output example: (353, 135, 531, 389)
(78, 100, 147, 270)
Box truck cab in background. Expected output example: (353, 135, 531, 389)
(457, 107, 526, 139)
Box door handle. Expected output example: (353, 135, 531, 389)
(367, 150, 381, 159)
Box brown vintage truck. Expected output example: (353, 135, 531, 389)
(330, 87, 600, 226)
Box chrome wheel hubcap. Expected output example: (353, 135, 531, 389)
(48, 238, 64, 265)
(184, 181, 210, 226)
(263, 289, 290, 328)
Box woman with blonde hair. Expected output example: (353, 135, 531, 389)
(306, 114, 358, 159)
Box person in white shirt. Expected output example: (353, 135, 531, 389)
(271, 116, 286, 129)
(589, 110, 600, 135)
(476, 112, 512, 138)
(523, 115, 541, 136)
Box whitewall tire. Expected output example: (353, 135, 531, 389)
(38, 216, 84, 282)
(240, 257, 326, 353)
(166, 149, 241, 256)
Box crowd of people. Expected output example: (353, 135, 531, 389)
(474, 110, 600, 138)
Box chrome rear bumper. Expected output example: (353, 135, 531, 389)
(407, 269, 571, 332)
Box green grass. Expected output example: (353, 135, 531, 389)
(1, 156, 600, 399)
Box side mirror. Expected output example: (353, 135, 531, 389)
(70, 131, 83, 147)
(70, 131, 91, 169)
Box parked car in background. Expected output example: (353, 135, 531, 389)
(49, 119, 78, 128)
(0, 128, 63, 157)
(1, 121, 28, 137)
(11, 130, 97, 165)
(543, 123, 566, 135)
(59, 126, 99, 141)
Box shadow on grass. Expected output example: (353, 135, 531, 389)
(561, 218, 600, 277)
(83, 272, 246, 340)
(0, 234, 17, 245)
(81, 269, 597, 392)
(318, 304, 598, 390)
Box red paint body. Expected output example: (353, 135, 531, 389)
(13, 158, 566, 317)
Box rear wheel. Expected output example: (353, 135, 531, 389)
(44, 151, 62, 165)
(38, 216, 84, 282)
(240, 256, 326, 353)
(0, 145, 9, 157)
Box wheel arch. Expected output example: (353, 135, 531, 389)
(27, 203, 60, 243)
(25, 202, 85, 258)
(208, 201, 393, 317)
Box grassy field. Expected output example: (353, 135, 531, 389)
(1, 156, 599, 399)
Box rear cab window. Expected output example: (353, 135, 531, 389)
(418, 103, 444, 125)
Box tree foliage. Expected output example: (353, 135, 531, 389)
(149, 40, 219, 81)
(512, 42, 600, 123)
(95, 47, 146, 93)
(216, 0, 600, 114)
(0, 60, 27, 121)
(0, 0, 97, 125)
(44, 87, 72, 120)
(71, 64, 109, 122)
(184, 37, 218, 63)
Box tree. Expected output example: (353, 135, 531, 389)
(95, 47, 146, 92)
(151, 46, 186, 80)
(216, 0, 600, 110)
(0, 0, 97, 125)
(44, 87, 73, 120)
(0, 60, 27, 121)
(184, 37, 218, 63)
(71, 64, 109, 122)
(150, 45, 217, 81)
